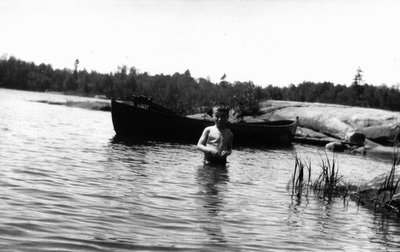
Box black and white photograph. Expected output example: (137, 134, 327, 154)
(1, 0, 400, 251)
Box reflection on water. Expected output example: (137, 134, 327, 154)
(196, 164, 229, 244)
(2, 88, 400, 251)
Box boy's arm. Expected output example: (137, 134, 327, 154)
(197, 127, 218, 155)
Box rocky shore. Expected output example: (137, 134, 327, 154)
(38, 98, 400, 159)
(240, 100, 400, 159)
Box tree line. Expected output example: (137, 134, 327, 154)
(1, 56, 400, 114)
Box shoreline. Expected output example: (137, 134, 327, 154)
(33, 98, 399, 160)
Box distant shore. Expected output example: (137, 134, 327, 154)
(35, 99, 111, 111)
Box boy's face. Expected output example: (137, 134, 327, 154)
(213, 110, 228, 127)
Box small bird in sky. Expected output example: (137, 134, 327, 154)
(220, 73, 226, 81)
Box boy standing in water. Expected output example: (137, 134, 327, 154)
(197, 106, 233, 164)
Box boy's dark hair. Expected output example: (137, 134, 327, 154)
(213, 105, 230, 114)
(207, 105, 230, 117)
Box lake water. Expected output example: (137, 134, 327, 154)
(1, 88, 400, 251)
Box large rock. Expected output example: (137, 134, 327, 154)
(345, 132, 366, 145)
(325, 141, 345, 152)
(259, 100, 400, 143)
(356, 124, 400, 145)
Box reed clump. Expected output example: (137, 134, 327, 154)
(312, 152, 349, 198)
(291, 151, 351, 199)
(290, 153, 311, 197)
(291, 147, 400, 217)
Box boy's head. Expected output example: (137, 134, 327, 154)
(211, 105, 230, 128)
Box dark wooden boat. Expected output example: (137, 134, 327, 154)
(111, 98, 297, 146)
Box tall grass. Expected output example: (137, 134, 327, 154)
(291, 151, 349, 200)
(291, 152, 311, 197)
(313, 152, 343, 196)
(376, 148, 400, 210)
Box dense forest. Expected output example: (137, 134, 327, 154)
(1, 56, 400, 115)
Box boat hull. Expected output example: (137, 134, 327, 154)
(111, 99, 297, 146)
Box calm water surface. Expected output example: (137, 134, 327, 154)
(1, 88, 400, 251)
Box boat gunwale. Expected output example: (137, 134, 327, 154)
(112, 99, 297, 130)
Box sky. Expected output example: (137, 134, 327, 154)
(1, 0, 400, 87)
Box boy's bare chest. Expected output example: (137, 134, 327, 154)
(208, 128, 230, 141)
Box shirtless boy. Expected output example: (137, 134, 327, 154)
(197, 106, 233, 164)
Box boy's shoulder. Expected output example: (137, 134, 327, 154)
(206, 125, 232, 135)
(217, 126, 233, 136)
(205, 125, 216, 131)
